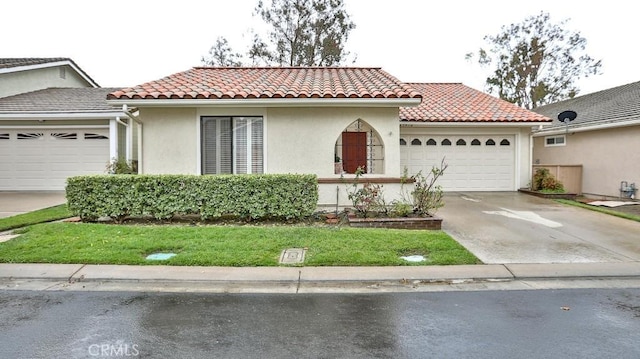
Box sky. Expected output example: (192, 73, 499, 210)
(3, 0, 638, 96)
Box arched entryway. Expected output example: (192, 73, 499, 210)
(334, 119, 384, 174)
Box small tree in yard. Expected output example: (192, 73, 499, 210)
(401, 158, 448, 216)
(344, 166, 385, 218)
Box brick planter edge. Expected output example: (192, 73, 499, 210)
(347, 216, 442, 230)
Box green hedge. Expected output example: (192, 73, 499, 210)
(66, 174, 318, 222)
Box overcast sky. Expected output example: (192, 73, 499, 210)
(3, 0, 637, 96)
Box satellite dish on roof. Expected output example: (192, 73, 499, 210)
(558, 110, 577, 135)
(558, 110, 577, 123)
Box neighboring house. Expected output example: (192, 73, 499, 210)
(107, 67, 551, 207)
(0, 58, 98, 98)
(532, 81, 640, 199)
(0, 58, 136, 191)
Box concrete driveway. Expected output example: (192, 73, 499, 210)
(438, 192, 640, 264)
(0, 192, 66, 218)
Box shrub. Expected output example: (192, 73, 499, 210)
(66, 174, 318, 223)
(400, 158, 448, 216)
(343, 167, 387, 218)
(532, 168, 565, 193)
(105, 157, 137, 174)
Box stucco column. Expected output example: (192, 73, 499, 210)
(126, 119, 133, 161)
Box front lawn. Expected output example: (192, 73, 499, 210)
(0, 223, 479, 266)
(0, 205, 72, 232)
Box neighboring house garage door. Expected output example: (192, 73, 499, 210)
(400, 134, 515, 191)
(0, 129, 109, 190)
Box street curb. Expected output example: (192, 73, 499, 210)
(1, 263, 639, 286)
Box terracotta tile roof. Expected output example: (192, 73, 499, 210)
(0, 88, 122, 114)
(400, 83, 552, 123)
(108, 67, 422, 100)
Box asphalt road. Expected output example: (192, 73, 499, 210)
(1, 289, 639, 358)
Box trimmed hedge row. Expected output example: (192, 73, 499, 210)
(66, 174, 318, 222)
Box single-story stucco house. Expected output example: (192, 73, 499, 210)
(532, 80, 640, 199)
(107, 67, 551, 207)
(0, 58, 136, 190)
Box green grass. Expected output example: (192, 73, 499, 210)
(556, 199, 640, 222)
(0, 223, 480, 266)
(0, 205, 72, 232)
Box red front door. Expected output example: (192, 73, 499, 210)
(342, 132, 367, 174)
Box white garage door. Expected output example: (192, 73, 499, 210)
(0, 128, 109, 191)
(400, 134, 515, 191)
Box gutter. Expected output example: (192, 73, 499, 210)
(0, 112, 127, 119)
(532, 117, 640, 136)
(400, 121, 551, 128)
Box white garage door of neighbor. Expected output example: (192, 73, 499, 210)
(0, 129, 110, 190)
(400, 134, 516, 191)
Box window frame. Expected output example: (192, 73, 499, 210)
(201, 116, 264, 175)
(545, 135, 566, 147)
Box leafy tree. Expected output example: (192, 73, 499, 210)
(249, 0, 356, 66)
(201, 36, 243, 66)
(466, 11, 602, 109)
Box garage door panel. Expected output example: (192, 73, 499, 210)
(0, 128, 109, 190)
(400, 134, 515, 191)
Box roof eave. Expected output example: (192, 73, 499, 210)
(106, 97, 422, 108)
(0, 111, 127, 119)
(532, 117, 640, 136)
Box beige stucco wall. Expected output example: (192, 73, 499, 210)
(533, 125, 640, 198)
(265, 107, 401, 177)
(0, 65, 93, 98)
(138, 107, 198, 174)
(138, 105, 403, 206)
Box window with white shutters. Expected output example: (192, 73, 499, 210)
(201, 116, 263, 174)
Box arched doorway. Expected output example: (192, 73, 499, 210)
(334, 119, 384, 174)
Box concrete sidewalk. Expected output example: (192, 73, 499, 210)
(1, 262, 639, 293)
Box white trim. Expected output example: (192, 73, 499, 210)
(107, 98, 422, 108)
(195, 115, 202, 174)
(0, 124, 108, 129)
(514, 132, 521, 190)
(262, 113, 268, 173)
(0, 112, 126, 119)
(0, 60, 99, 87)
(125, 119, 133, 161)
(109, 118, 118, 160)
(137, 122, 143, 173)
(533, 118, 640, 136)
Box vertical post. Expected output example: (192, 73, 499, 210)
(126, 118, 133, 162)
(137, 122, 143, 174)
(109, 118, 118, 162)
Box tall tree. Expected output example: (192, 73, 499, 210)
(250, 0, 356, 66)
(202, 36, 243, 67)
(466, 12, 602, 109)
